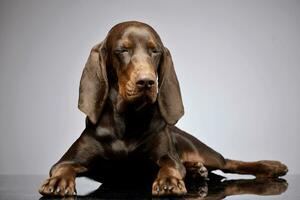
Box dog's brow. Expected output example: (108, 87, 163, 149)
(118, 40, 132, 48)
(147, 40, 156, 48)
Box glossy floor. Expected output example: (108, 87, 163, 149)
(0, 174, 298, 200)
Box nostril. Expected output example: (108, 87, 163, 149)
(148, 80, 155, 86)
(136, 78, 155, 88)
(136, 80, 146, 87)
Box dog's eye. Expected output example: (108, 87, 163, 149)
(114, 48, 129, 55)
(150, 48, 161, 54)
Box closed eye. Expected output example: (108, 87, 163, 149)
(150, 48, 161, 54)
(114, 48, 129, 55)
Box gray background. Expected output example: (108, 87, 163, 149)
(0, 0, 299, 175)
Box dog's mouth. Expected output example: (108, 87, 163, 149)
(125, 88, 158, 103)
(117, 79, 158, 111)
(123, 80, 158, 105)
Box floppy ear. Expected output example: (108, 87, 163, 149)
(158, 47, 184, 125)
(78, 42, 108, 124)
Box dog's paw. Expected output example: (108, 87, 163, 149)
(185, 162, 208, 179)
(152, 176, 187, 196)
(256, 161, 288, 178)
(39, 175, 76, 196)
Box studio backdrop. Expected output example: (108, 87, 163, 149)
(0, 0, 299, 175)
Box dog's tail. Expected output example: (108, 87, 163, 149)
(220, 159, 288, 178)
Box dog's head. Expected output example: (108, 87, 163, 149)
(78, 21, 184, 125)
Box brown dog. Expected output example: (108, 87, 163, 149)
(39, 21, 288, 197)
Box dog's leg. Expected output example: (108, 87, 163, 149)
(152, 154, 187, 196)
(39, 132, 103, 196)
(220, 159, 288, 178)
(172, 127, 288, 178)
(150, 128, 188, 196)
(39, 162, 87, 196)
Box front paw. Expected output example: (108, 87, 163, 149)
(39, 175, 76, 196)
(152, 176, 187, 196)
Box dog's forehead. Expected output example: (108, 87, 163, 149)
(110, 26, 160, 47)
(121, 26, 154, 41)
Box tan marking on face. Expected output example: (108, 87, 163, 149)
(147, 40, 156, 49)
(111, 25, 160, 103)
(121, 40, 133, 48)
(118, 57, 158, 102)
(118, 63, 136, 100)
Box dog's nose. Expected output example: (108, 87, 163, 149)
(136, 75, 155, 89)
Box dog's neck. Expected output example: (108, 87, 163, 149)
(101, 87, 165, 139)
(108, 87, 153, 114)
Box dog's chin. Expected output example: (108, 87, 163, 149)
(125, 92, 157, 110)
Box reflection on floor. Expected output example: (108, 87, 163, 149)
(39, 173, 288, 200)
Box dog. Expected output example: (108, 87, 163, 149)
(39, 21, 288, 197)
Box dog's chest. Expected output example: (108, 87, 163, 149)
(109, 139, 137, 156)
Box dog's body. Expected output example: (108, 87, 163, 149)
(39, 21, 287, 197)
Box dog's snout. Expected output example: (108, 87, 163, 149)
(136, 75, 155, 89)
